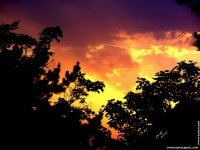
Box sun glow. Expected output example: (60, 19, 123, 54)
(85, 74, 125, 112)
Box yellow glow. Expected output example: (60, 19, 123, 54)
(138, 72, 155, 83)
(85, 53, 93, 58)
(129, 48, 153, 63)
(171, 101, 179, 108)
(88, 31, 200, 138)
(57, 31, 200, 113)
(85, 74, 125, 112)
(95, 44, 105, 50)
(150, 45, 163, 54)
(81, 31, 200, 112)
(165, 47, 200, 61)
(105, 68, 126, 78)
(87, 44, 105, 52)
(54, 30, 200, 139)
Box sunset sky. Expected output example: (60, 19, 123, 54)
(1, 0, 200, 113)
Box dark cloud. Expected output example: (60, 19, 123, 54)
(1, 0, 199, 66)
(1, 0, 199, 44)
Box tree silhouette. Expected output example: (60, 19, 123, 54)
(0, 21, 111, 149)
(103, 2, 200, 149)
(103, 61, 200, 149)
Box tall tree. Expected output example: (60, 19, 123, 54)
(0, 21, 110, 149)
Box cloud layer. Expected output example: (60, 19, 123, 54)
(1, 0, 199, 43)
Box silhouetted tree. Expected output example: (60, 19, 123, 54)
(0, 21, 111, 149)
(103, 61, 200, 149)
(103, 2, 200, 149)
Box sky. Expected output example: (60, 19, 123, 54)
(1, 0, 200, 114)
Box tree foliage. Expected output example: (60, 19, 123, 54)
(103, 2, 200, 148)
(0, 21, 111, 149)
(103, 60, 200, 148)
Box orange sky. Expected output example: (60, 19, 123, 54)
(52, 31, 200, 113)
(51, 30, 200, 139)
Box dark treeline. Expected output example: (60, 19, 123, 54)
(1, 0, 200, 149)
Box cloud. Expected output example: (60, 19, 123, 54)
(76, 30, 200, 92)
(1, 0, 199, 70)
(1, 0, 199, 46)
(112, 31, 195, 62)
(84, 44, 137, 75)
